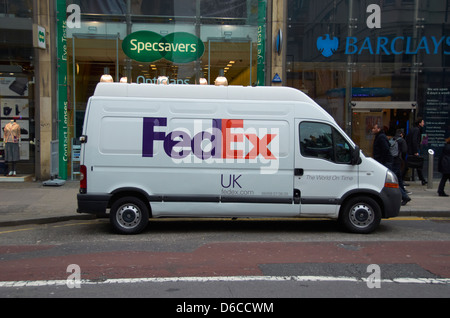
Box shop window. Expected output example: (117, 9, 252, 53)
(201, 0, 247, 18)
(0, 0, 32, 18)
(75, 0, 127, 15)
(136, 0, 196, 16)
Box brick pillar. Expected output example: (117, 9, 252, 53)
(270, 0, 287, 86)
(33, 0, 56, 180)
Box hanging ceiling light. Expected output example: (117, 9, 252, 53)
(120, 77, 128, 83)
(157, 76, 169, 85)
(214, 69, 228, 86)
(100, 67, 113, 83)
(100, 74, 114, 82)
(199, 78, 208, 85)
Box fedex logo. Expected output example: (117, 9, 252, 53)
(142, 117, 280, 174)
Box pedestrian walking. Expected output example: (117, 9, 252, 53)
(437, 136, 450, 197)
(406, 117, 427, 185)
(396, 129, 408, 181)
(391, 129, 410, 205)
(372, 123, 393, 170)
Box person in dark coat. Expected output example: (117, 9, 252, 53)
(437, 137, 450, 197)
(392, 129, 410, 205)
(406, 118, 427, 185)
(372, 124, 393, 170)
(396, 129, 408, 180)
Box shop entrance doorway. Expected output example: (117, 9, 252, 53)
(68, 34, 119, 179)
(351, 101, 417, 157)
(70, 34, 120, 138)
(206, 39, 255, 86)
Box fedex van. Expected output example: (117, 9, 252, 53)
(77, 83, 401, 234)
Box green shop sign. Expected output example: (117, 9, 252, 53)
(122, 31, 205, 63)
(56, 0, 68, 179)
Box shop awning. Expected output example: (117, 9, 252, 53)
(351, 101, 417, 111)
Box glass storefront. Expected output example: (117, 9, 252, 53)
(287, 0, 450, 167)
(0, 0, 35, 176)
(64, 0, 262, 178)
(53, 0, 449, 180)
(3, 0, 449, 181)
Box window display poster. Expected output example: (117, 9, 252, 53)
(424, 88, 450, 157)
(0, 77, 29, 97)
(1, 99, 29, 118)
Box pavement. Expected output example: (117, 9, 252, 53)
(0, 178, 449, 227)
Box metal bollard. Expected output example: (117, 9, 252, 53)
(427, 149, 434, 189)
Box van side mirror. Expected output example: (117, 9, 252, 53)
(351, 145, 361, 165)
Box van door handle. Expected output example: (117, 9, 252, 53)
(293, 189, 301, 204)
(294, 168, 304, 176)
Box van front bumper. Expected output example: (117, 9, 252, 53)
(380, 187, 401, 218)
(77, 193, 111, 214)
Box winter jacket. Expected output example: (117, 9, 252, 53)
(407, 126, 421, 155)
(438, 143, 450, 175)
(373, 130, 393, 166)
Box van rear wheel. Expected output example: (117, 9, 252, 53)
(110, 196, 149, 234)
(339, 196, 381, 234)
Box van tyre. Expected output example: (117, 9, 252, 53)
(110, 197, 149, 234)
(339, 196, 381, 234)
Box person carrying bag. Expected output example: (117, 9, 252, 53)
(438, 137, 450, 197)
(406, 118, 427, 185)
(407, 154, 424, 169)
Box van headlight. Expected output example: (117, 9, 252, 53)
(384, 170, 399, 189)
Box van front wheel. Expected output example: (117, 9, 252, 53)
(339, 196, 381, 234)
(110, 197, 149, 234)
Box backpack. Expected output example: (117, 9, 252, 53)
(389, 137, 399, 157)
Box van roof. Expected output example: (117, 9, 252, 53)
(92, 83, 336, 124)
(93, 83, 317, 103)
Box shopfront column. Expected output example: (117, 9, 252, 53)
(270, 0, 287, 86)
(33, 0, 56, 180)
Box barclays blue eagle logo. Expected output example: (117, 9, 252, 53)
(317, 34, 339, 57)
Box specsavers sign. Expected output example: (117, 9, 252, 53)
(123, 31, 205, 63)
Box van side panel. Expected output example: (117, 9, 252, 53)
(83, 97, 299, 217)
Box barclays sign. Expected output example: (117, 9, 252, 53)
(317, 34, 450, 58)
(317, 4, 450, 58)
(317, 34, 339, 57)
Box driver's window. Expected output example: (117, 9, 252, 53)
(299, 122, 333, 161)
(332, 129, 351, 164)
(299, 122, 351, 164)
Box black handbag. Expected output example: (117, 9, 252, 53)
(407, 155, 424, 168)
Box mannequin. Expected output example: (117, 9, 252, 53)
(3, 119, 20, 176)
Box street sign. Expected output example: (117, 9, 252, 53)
(33, 24, 46, 50)
(272, 73, 282, 83)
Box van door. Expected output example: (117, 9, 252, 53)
(294, 119, 358, 216)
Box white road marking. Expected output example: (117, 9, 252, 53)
(0, 275, 449, 288)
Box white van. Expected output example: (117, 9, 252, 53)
(77, 83, 401, 234)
